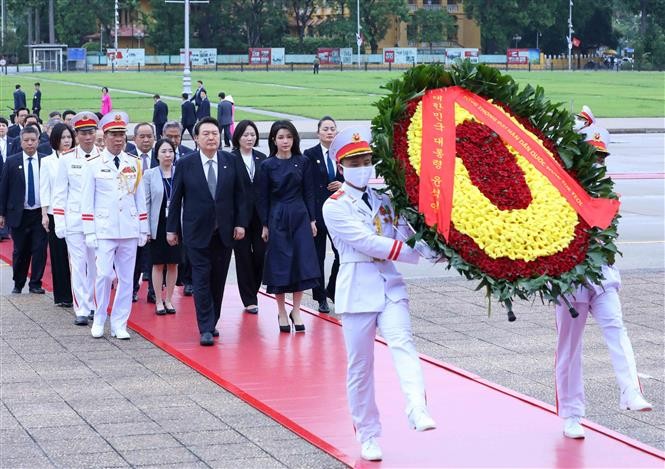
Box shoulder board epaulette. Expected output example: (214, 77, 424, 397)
(126, 152, 138, 159)
(330, 190, 345, 200)
(87, 154, 100, 160)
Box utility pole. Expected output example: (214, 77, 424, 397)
(1, 0, 5, 48)
(356, 0, 361, 69)
(113, 0, 119, 71)
(165, 0, 209, 96)
(567, 0, 573, 71)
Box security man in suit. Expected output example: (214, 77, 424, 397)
(81, 112, 149, 340)
(304, 116, 343, 313)
(322, 127, 436, 462)
(52, 112, 101, 326)
(32, 82, 42, 118)
(0, 125, 49, 294)
(8, 107, 29, 139)
(152, 94, 169, 139)
(13, 84, 27, 111)
(196, 90, 211, 122)
(166, 116, 248, 346)
(217, 92, 233, 148)
(555, 116, 652, 440)
(181, 93, 196, 141)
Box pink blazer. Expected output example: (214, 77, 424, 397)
(101, 94, 112, 115)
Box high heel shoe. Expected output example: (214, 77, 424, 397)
(289, 311, 306, 333)
(278, 315, 291, 333)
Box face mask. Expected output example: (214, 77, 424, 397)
(343, 164, 374, 188)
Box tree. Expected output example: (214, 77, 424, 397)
(287, 0, 320, 47)
(360, 0, 409, 53)
(54, 0, 113, 48)
(231, 0, 287, 47)
(407, 8, 457, 53)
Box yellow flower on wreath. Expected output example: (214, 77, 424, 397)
(406, 101, 578, 261)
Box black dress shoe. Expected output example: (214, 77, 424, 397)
(244, 306, 259, 314)
(29, 287, 45, 294)
(74, 316, 89, 326)
(212, 328, 219, 337)
(132, 292, 139, 302)
(11, 286, 22, 294)
(289, 312, 305, 332)
(147, 292, 156, 304)
(58, 302, 73, 308)
(183, 284, 193, 296)
(318, 300, 330, 314)
(88, 310, 95, 320)
(142, 273, 150, 281)
(200, 332, 214, 346)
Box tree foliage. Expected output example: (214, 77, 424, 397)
(407, 8, 457, 52)
(359, 0, 409, 54)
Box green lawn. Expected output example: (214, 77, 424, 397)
(0, 69, 662, 123)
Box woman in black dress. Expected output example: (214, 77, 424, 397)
(144, 139, 181, 315)
(231, 120, 267, 314)
(258, 121, 319, 332)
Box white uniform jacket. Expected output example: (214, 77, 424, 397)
(80, 149, 148, 240)
(39, 151, 59, 215)
(323, 183, 419, 314)
(51, 146, 100, 235)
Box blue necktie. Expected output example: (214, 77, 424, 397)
(27, 157, 35, 207)
(325, 151, 335, 182)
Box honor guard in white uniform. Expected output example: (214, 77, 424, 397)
(322, 127, 436, 462)
(81, 112, 149, 339)
(555, 113, 652, 440)
(52, 112, 101, 325)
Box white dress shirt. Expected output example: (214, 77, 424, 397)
(23, 151, 41, 209)
(0, 136, 7, 161)
(240, 150, 254, 181)
(322, 143, 336, 177)
(200, 151, 217, 181)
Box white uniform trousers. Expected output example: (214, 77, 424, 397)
(341, 298, 427, 443)
(65, 233, 96, 317)
(555, 285, 640, 418)
(93, 238, 137, 333)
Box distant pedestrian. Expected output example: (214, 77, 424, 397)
(181, 93, 196, 140)
(217, 92, 233, 148)
(190, 80, 206, 109)
(63, 110, 76, 127)
(32, 83, 42, 118)
(13, 84, 26, 111)
(100, 87, 112, 115)
(313, 56, 320, 74)
(196, 90, 211, 121)
(152, 94, 169, 139)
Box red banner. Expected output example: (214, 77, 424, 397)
(419, 87, 620, 240)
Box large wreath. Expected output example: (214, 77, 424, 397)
(372, 63, 620, 320)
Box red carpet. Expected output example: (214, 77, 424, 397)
(1, 239, 663, 467)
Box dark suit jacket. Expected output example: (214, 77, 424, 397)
(196, 98, 211, 120)
(2, 137, 20, 163)
(191, 86, 206, 108)
(32, 90, 41, 111)
(217, 100, 233, 126)
(37, 141, 53, 155)
(13, 90, 26, 110)
(125, 141, 138, 156)
(0, 152, 47, 228)
(181, 101, 196, 127)
(303, 144, 344, 225)
(152, 145, 192, 168)
(153, 100, 169, 125)
(166, 150, 248, 249)
(7, 125, 21, 139)
(231, 148, 266, 219)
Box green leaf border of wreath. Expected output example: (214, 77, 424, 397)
(371, 62, 620, 319)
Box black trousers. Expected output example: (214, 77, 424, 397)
(177, 249, 192, 285)
(312, 224, 340, 302)
(181, 125, 194, 141)
(220, 124, 232, 146)
(155, 122, 165, 140)
(47, 214, 72, 304)
(233, 213, 266, 307)
(187, 233, 232, 334)
(11, 208, 47, 290)
(133, 245, 155, 295)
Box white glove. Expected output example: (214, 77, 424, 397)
(414, 239, 443, 264)
(395, 217, 416, 243)
(138, 234, 148, 247)
(85, 234, 98, 249)
(54, 226, 66, 240)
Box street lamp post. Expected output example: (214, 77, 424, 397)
(113, 0, 119, 71)
(536, 31, 541, 51)
(356, 0, 361, 69)
(513, 34, 522, 49)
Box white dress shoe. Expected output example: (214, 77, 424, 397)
(563, 416, 585, 439)
(408, 406, 437, 431)
(360, 437, 382, 461)
(620, 389, 653, 411)
(111, 329, 131, 340)
(90, 323, 104, 338)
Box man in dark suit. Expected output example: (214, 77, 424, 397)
(152, 94, 169, 139)
(13, 84, 26, 111)
(166, 117, 248, 346)
(196, 90, 211, 122)
(8, 107, 29, 139)
(156, 121, 192, 167)
(181, 93, 196, 140)
(32, 83, 42, 118)
(304, 116, 343, 313)
(0, 117, 14, 240)
(132, 122, 156, 304)
(0, 126, 49, 293)
(190, 80, 206, 109)
(217, 92, 233, 148)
